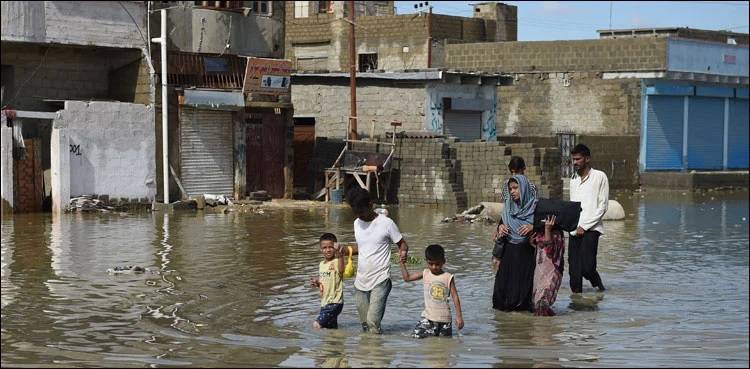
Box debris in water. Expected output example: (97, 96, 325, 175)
(107, 265, 145, 274)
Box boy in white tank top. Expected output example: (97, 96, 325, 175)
(400, 244, 464, 338)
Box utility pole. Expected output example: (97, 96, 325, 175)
(348, 0, 358, 140)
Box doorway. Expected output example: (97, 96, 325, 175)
(293, 117, 315, 193)
(246, 109, 286, 198)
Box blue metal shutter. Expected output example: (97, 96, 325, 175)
(687, 97, 724, 170)
(645, 96, 684, 170)
(727, 99, 749, 169)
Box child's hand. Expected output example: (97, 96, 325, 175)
(310, 277, 320, 288)
(399, 254, 407, 264)
(455, 316, 464, 330)
(544, 215, 556, 230)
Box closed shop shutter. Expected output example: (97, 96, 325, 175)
(444, 111, 481, 142)
(727, 98, 749, 169)
(179, 108, 234, 197)
(687, 96, 724, 170)
(645, 96, 684, 170)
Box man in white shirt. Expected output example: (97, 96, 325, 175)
(346, 187, 408, 334)
(569, 144, 608, 293)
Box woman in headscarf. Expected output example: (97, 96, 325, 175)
(530, 214, 565, 316)
(492, 174, 538, 312)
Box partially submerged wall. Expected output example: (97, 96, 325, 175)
(51, 101, 156, 212)
(1, 114, 13, 214)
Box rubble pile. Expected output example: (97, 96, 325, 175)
(442, 203, 495, 224)
(67, 195, 118, 213)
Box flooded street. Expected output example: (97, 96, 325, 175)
(2, 191, 748, 367)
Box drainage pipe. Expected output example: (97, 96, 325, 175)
(151, 9, 169, 204)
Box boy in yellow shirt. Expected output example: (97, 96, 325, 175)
(400, 244, 464, 338)
(310, 233, 345, 329)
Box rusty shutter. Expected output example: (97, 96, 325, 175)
(179, 108, 234, 197)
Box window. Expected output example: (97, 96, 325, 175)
(358, 53, 378, 72)
(294, 1, 309, 18)
(318, 0, 333, 13)
(249, 1, 271, 16)
(194, 1, 243, 9)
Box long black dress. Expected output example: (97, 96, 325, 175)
(492, 239, 536, 312)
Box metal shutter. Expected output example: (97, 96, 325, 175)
(179, 108, 234, 197)
(444, 111, 481, 142)
(728, 98, 749, 169)
(687, 96, 724, 170)
(645, 96, 684, 170)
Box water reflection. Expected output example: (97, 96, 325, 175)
(1, 191, 748, 367)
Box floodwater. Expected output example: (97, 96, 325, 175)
(2, 191, 748, 367)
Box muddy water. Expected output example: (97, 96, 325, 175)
(2, 191, 748, 367)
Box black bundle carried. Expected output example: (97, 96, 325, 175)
(533, 198, 582, 232)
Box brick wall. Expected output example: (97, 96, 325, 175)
(0, 44, 145, 111)
(431, 15, 486, 42)
(286, 10, 494, 72)
(576, 135, 640, 190)
(498, 72, 643, 136)
(291, 78, 426, 139)
(500, 135, 641, 190)
(392, 138, 467, 208)
(445, 37, 668, 73)
(109, 55, 152, 105)
(284, 1, 335, 61)
(339, 15, 430, 71)
(309, 136, 565, 208)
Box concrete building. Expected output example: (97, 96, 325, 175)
(151, 1, 294, 201)
(443, 27, 749, 190)
(1, 1, 156, 214)
(285, 1, 517, 72)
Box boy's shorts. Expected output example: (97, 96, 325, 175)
(413, 317, 452, 338)
(316, 303, 344, 329)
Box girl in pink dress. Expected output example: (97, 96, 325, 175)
(531, 215, 565, 316)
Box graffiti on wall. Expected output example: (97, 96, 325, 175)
(482, 100, 497, 141)
(70, 144, 82, 156)
(428, 102, 443, 133)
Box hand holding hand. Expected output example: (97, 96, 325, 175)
(399, 248, 408, 263)
(575, 226, 585, 237)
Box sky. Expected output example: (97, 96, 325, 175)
(394, 1, 750, 41)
